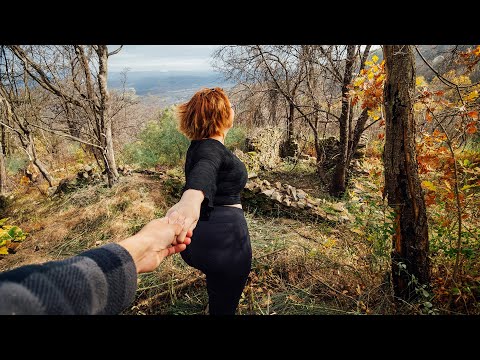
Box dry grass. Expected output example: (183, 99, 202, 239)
(0, 160, 435, 315)
(126, 210, 396, 315)
(1, 166, 398, 315)
(0, 174, 171, 271)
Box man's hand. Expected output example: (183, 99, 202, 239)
(118, 218, 192, 274)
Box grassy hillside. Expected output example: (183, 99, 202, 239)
(2, 140, 478, 315)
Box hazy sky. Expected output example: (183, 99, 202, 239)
(108, 45, 220, 72)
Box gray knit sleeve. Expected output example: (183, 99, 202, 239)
(0, 243, 137, 315)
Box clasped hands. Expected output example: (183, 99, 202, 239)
(118, 190, 202, 274)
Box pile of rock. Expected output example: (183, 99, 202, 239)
(243, 177, 354, 224)
(76, 165, 101, 183)
(117, 165, 133, 176)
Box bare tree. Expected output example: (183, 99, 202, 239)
(7, 45, 125, 186)
(213, 45, 305, 157)
(383, 45, 430, 300)
(214, 45, 373, 196)
(0, 50, 55, 187)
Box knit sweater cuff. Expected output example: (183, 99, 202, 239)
(80, 243, 137, 314)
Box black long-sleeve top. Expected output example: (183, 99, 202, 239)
(0, 243, 137, 315)
(183, 138, 248, 216)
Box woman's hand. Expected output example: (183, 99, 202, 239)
(118, 218, 192, 274)
(166, 189, 204, 244)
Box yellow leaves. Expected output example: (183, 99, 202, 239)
(375, 73, 386, 84)
(414, 102, 426, 112)
(323, 237, 337, 248)
(367, 107, 382, 120)
(461, 183, 479, 191)
(350, 57, 385, 110)
(372, 55, 379, 63)
(0, 219, 27, 256)
(353, 77, 365, 87)
(351, 228, 365, 236)
(464, 90, 479, 102)
(456, 75, 472, 85)
(0, 230, 11, 255)
(422, 180, 437, 192)
(416, 76, 427, 87)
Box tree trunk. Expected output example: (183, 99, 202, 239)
(28, 133, 54, 187)
(329, 45, 356, 197)
(383, 45, 430, 301)
(0, 145, 7, 195)
(280, 102, 297, 158)
(96, 46, 119, 186)
(104, 124, 118, 186)
(287, 102, 294, 144)
(1, 124, 7, 156)
(346, 108, 369, 166)
(269, 89, 278, 125)
(33, 158, 54, 187)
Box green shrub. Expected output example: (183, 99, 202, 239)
(225, 126, 247, 151)
(122, 107, 190, 168)
(6, 153, 28, 175)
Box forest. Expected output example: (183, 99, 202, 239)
(0, 45, 479, 315)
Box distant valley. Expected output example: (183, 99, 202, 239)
(108, 70, 234, 106)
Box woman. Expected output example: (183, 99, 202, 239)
(166, 87, 251, 315)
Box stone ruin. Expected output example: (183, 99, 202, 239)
(242, 175, 354, 224)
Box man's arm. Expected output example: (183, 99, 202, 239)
(0, 218, 191, 315)
(0, 243, 137, 315)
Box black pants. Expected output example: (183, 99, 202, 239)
(180, 206, 252, 315)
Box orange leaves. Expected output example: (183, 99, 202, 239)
(466, 122, 478, 134)
(426, 110, 433, 122)
(474, 45, 480, 57)
(19, 176, 30, 185)
(467, 111, 478, 120)
(424, 193, 436, 206)
(377, 133, 385, 140)
(350, 59, 386, 111)
(432, 129, 448, 142)
(459, 45, 480, 71)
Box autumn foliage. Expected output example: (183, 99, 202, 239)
(348, 45, 480, 310)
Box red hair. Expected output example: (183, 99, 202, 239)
(176, 87, 232, 140)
